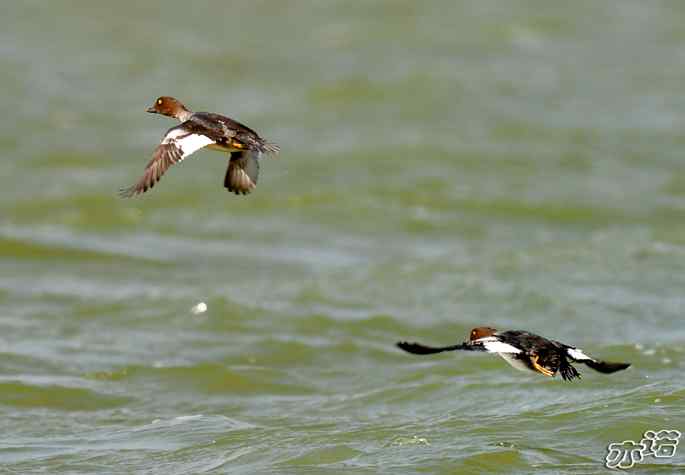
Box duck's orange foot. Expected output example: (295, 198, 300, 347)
(531, 355, 555, 377)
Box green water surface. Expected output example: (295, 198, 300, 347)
(1, 1, 684, 473)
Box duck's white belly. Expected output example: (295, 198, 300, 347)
(498, 353, 535, 373)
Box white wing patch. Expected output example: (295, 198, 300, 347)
(477, 337, 522, 354)
(162, 130, 214, 160)
(119, 128, 216, 198)
(567, 347, 592, 361)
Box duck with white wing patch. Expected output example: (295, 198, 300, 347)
(120, 96, 279, 198)
(397, 327, 630, 381)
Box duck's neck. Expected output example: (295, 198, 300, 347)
(176, 109, 193, 122)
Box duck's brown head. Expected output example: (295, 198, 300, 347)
(146, 96, 190, 119)
(469, 326, 498, 341)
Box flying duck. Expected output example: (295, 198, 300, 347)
(120, 96, 279, 197)
(397, 327, 630, 381)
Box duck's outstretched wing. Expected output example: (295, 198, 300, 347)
(396, 341, 476, 355)
(565, 347, 630, 374)
(120, 123, 214, 197)
(397, 336, 526, 356)
(224, 151, 260, 195)
(583, 360, 631, 373)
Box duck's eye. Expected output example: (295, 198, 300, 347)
(157, 99, 163, 105)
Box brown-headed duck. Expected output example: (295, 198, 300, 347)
(120, 96, 279, 197)
(397, 327, 630, 381)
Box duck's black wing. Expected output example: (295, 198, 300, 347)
(563, 346, 630, 374)
(583, 360, 631, 374)
(396, 341, 479, 355)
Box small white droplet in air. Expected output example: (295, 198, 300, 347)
(191, 302, 207, 314)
